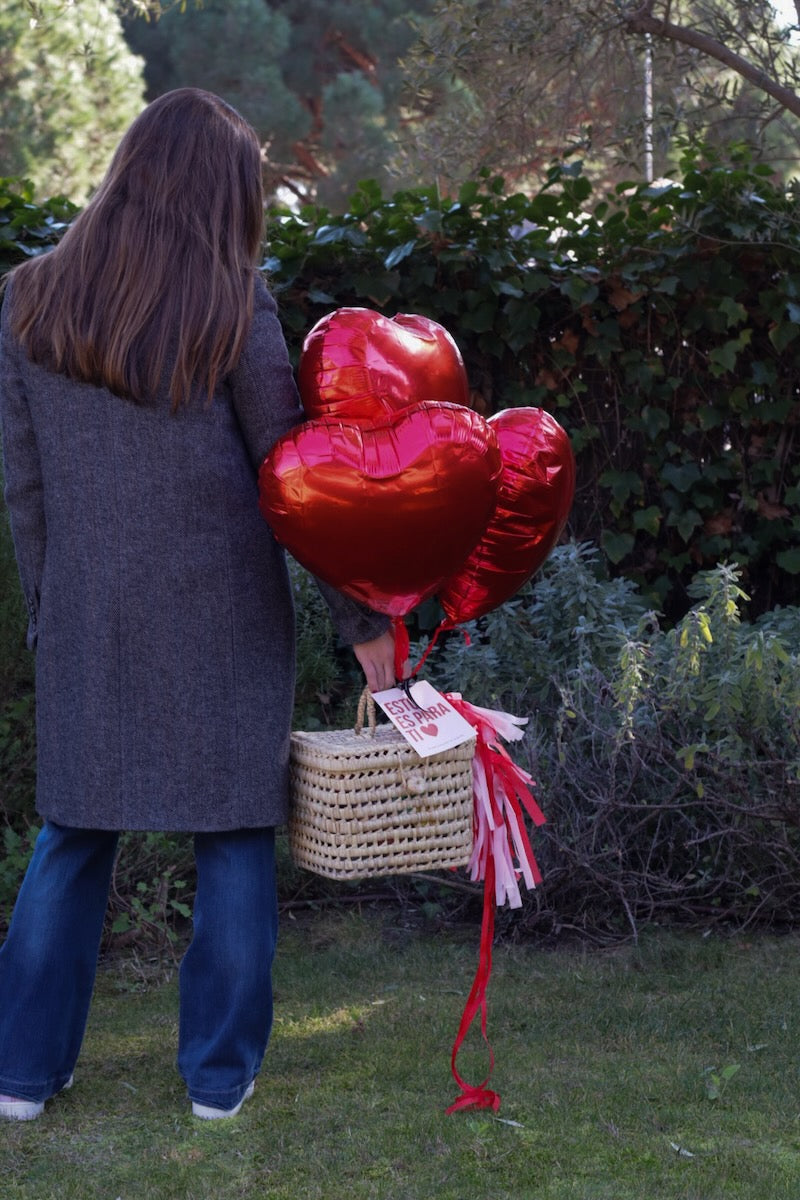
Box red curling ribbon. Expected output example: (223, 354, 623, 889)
(409, 617, 453, 678)
(446, 859, 500, 1114)
(392, 615, 410, 682)
(409, 621, 474, 680)
(443, 693, 546, 1113)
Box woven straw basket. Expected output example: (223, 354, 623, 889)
(289, 691, 475, 880)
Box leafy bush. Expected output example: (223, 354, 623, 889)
(0, 821, 39, 919)
(105, 831, 194, 955)
(0, 692, 35, 824)
(289, 558, 366, 730)
(0, 180, 74, 848)
(418, 546, 800, 938)
(0, 178, 77, 274)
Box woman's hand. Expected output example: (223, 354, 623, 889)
(353, 628, 409, 693)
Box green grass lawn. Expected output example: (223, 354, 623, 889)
(5, 911, 800, 1200)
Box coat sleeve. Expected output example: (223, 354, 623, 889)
(229, 276, 390, 647)
(227, 276, 306, 470)
(0, 279, 45, 650)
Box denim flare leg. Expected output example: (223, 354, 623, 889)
(0, 821, 119, 1103)
(178, 827, 278, 1111)
(0, 822, 278, 1111)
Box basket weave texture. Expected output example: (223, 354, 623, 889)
(289, 713, 475, 880)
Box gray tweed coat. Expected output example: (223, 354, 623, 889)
(0, 276, 388, 832)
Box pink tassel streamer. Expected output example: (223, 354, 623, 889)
(442, 692, 546, 1113)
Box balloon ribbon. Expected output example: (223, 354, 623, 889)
(408, 618, 471, 678)
(443, 693, 546, 1114)
(392, 616, 411, 682)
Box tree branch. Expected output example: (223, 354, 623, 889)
(623, 6, 800, 119)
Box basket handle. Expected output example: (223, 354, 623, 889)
(354, 687, 378, 737)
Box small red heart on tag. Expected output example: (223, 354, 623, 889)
(419, 724, 439, 737)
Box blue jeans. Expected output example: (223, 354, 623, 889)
(0, 821, 278, 1111)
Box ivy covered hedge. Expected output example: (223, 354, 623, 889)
(0, 178, 77, 274)
(264, 151, 800, 621)
(2, 152, 799, 624)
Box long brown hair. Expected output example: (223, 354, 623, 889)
(9, 88, 264, 408)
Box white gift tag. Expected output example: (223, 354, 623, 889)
(372, 680, 476, 758)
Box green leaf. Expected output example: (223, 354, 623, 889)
(697, 405, 726, 431)
(641, 406, 670, 439)
(415, 209, 444, 234)
(559, 275, 599, 306)
(601, 530, 635, 564)
(718, 296, 747, 327)
(708, 330, 752, 376)
(768, 320, 799, 352)
(458, 180, 481, 206)
(777, 548, 800, 574)
(566, 174, 592, 201)
(383, 240, 416, 269)
(632, 506, 663, 535)
(523, 271, 553, 293)
(461, 301, 497, 333)
(675, 508, 703, 542)
(350, 272, 400, 305)
(599, 470, 643, 507)
(349, 179, 383, 211)
(567, 420, 599, 451)
(312, 224, 347, 245)
(494, 279, 525, 299)
(661, 463, 701, 493)
(654, 275, 680, 295)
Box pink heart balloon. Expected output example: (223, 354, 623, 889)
(437, 408, 575, 624)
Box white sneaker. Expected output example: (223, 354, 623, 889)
(0, 1074, 74, 1122)
(192, 1080, 255, 1120)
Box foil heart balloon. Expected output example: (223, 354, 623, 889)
(259, 403, 502, 617)
(297, 307, 470, 422)
(437, 407, 575, 625)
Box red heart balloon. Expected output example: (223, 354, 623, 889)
(438, 408, 575, 625)
(297, 307, 470, 422)
(259, 403, 502, 617)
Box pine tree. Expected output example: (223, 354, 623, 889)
(123, 0, 435, 209)
(1, 0, 146, 202)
